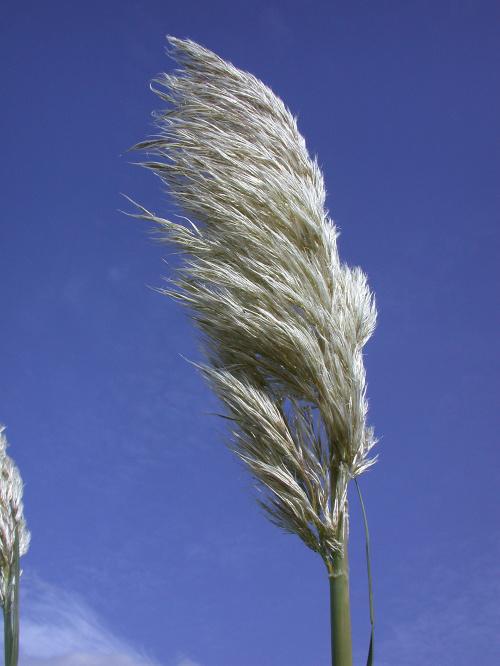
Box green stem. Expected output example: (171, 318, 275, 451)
(3, 593, 12, 666)
(329, 517, 353, 666)
(11, 525, 19, 666)
(3, 526, 20, 666)
(355, 478, 374, 666)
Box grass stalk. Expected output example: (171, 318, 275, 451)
(129, 38, 378, 664)
(11, 525, 20, 666)
(0, 427, 30, 666)
(3, 525, 19, 666)
(329, 517, 353, 666)
(3, 601, 12, 666)
(355, 479, 374, 666)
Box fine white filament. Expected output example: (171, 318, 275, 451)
(132, 37, 377, 573)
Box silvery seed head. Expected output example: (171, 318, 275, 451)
(0, 426, 30, 608)
(131, 37, 377, 573)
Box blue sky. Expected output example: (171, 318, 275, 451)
(1, 1, 499, 664)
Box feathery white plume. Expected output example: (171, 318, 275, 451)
(131, 37, 377, 574)
(0, 426, 30, 608)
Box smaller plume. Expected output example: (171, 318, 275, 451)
(0, 426, 30, 610)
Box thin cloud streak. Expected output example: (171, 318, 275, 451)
(20, 655, 154, 666)
(15, 575, 163, 665)
(377, 539, 500, 665)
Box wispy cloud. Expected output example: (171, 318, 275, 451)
(377, 538, 500, 665)
(174, 658, 201, 666)
(20, 655, 154, 666)
(15, 575, 195, 666)
(261, 4, 293, 44)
